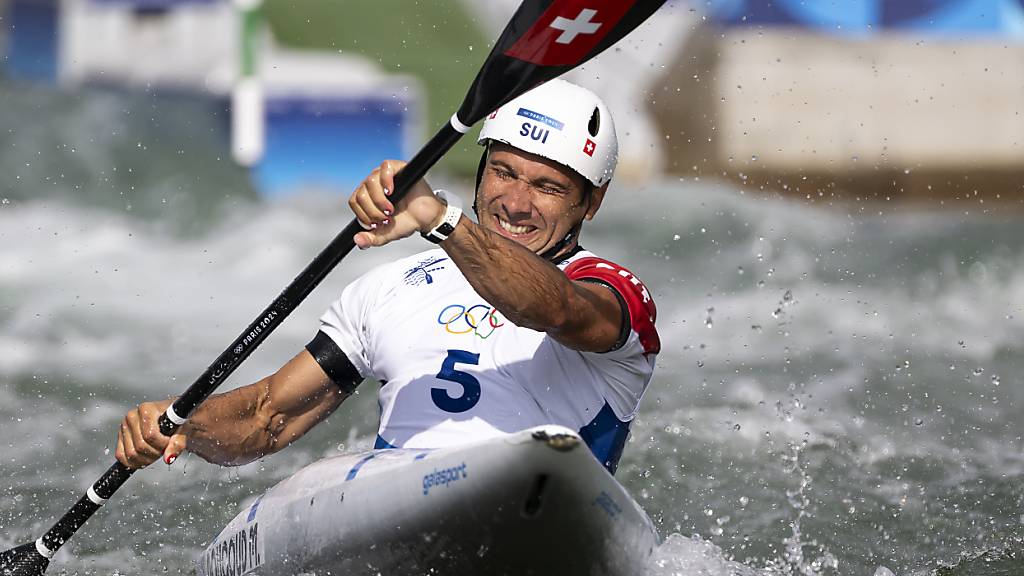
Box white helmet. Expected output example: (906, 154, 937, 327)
(478, 79, 618, 188)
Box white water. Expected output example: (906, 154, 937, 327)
(4, 178, 1023, 574)
(2, 70, 1023, 575)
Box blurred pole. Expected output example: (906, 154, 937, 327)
(231, 0, 264, 167)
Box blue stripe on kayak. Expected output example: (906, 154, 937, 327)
(345, 454, 376, 481)
(414, 452, 429, 461)
(246, 496, 262, 523)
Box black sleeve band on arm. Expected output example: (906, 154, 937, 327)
(305, 331, 363, 394)
(580, 279, 631, 353)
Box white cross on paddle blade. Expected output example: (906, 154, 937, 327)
(550, 8, 602, 45)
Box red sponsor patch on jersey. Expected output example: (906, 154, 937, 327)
(504, 1, 638, 66)
(564, 257, 660, 355)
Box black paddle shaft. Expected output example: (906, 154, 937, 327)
(26, 122, 464, 560)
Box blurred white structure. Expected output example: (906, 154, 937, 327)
(650, 25, 1024, 201)
(711, 31, 1024, 171)
(60, 0, 235, 90)
(58, 0, 411, 97)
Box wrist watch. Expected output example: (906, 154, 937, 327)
(421, 189, 463, 244)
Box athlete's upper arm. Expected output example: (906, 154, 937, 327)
(556, 257, 661, 355)
(550, 280, 627, 352)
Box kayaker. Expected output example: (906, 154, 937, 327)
(115, 79, 660, 475)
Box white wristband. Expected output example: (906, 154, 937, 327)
(422, 190, 463, 244)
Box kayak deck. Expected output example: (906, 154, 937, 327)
(196, 426, 658, 576)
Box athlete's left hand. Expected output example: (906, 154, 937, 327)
(350, 160, 446, 249)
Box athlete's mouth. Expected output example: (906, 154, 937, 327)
(495, 216, 536, 236)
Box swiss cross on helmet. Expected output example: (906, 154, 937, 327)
(478, 79, 618, 188)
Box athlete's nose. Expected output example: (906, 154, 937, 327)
(500, 180, 533, 219)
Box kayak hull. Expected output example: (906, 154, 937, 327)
(196, 425, 658, 576)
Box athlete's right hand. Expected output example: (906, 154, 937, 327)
(349, 160, 445, 250)
(115, 398, 188, 469)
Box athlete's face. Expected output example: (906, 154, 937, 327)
(476, 143, 606, 257)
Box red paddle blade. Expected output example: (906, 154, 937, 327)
(457, 0, 668, 125)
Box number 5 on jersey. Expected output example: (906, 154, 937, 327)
(432, 350, 481, 413)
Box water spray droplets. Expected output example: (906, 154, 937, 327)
(772, 289, 795, 319)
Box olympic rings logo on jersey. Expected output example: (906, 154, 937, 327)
(438, 304, 505, 339)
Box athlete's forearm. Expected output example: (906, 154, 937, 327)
(181, 381, 280, 466)
(440, 215, 614, 350)
(182, 352, 346, 466)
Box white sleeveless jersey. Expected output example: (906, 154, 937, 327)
(317, 248, 660, 472)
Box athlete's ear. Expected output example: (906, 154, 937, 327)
(584, 182, 609, 221)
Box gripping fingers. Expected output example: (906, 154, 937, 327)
(115, 425, 129, 467)
(349, 193, 376, 231)
(164, 434, 187, 465)
(119, 419, 143, 468)
(359, 169, 396, 224)
(350, 187, 391, 230)
(377, 161, 398, 199)
(122, 412, 161, 468)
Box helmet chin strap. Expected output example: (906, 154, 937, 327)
(474, 146, 591, 264)
(537, 221, 584, 263)
(472, 147, 488, 215)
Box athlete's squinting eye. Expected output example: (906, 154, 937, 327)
(491, 165, 565, 196)
(491, 166, 515, 181)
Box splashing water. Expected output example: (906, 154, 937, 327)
(2, 82, 1024, 575)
